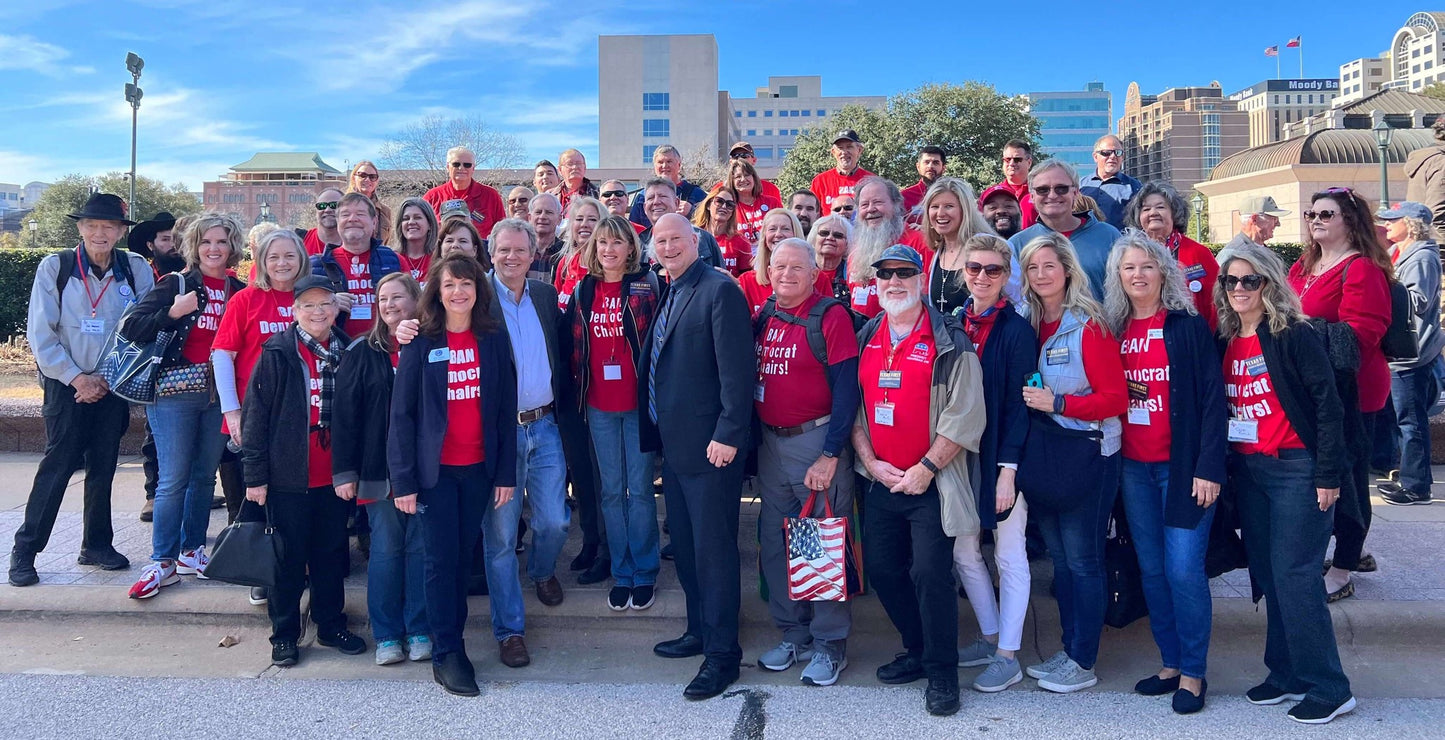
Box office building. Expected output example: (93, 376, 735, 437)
(1337, 12, 1445, 105)
(1339, 57, 1392, 106)
(202, 152, 345, 228)
(1118, 81, 1250, 196)
(1027, 83, 1112, 175)
(1284, 88, 1445, 140)
(1229, 79, 1340, 147)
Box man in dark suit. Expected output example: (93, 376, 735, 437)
(639, 213, 756, 700)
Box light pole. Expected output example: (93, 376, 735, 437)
(1374, 119, 1394, 212)
(28, 218, 37, 249)
(258, 200, 275, 225)
(125, 52, 144, 218)
(1191, 192, 1205, 242)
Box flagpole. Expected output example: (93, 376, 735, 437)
(1299, 40, 1304, 77)
(1276, 52, 1280, 79)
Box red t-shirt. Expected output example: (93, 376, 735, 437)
(1287, 255, 1391, 413)
(440, 331, 485, 466)
(298, 340, 333, 488)
(179, 275, 229, 365)
(585, 281, 638, 413)
(859, 315, 934, 470)
(302, 229, 330, 257)
(214, 287, 294, 401)
(901, 179, 929, 216)
(739, 272, 774, 318)
(712, 179, 782, 203)
(333, 247, 376, 337)
(399, 252, 432, 285)
(756, 294, 858, 427)
(816, 268, 841, 298)
(735, 194, 783, 246)
(1120, 311, 1172, 463)
(1224, 334, 1304, 456)
(810, 167, 876, 215)
(716, 233, 754, 277)
(423, 181, 506, 240)
(554, 253, 586, 312)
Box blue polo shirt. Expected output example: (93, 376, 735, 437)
(1080, 171, 1143, 229)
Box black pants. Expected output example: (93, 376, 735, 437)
(1332, 407, 1382, 571)
(142, 420, 158, 500)
(663, 459, 744, 665)
(418, 463, 492, 661)
(13, 377, 130, 556)
(217, 437, 244, 524)
(265, 487, 349, 645)
(862, 481, 958, 681)
(557, 404, 605, 552)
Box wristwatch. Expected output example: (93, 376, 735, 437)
(920, 456, 939, 474)
(821, 450, 838, 459)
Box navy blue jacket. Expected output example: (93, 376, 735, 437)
(1156, 310, 1229, 529)
(973, 304, 1037, 530)
(310, 240, 402, 325)
(387, 328, 517, 496)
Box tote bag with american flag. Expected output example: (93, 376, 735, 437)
(786, 490, 849, 602)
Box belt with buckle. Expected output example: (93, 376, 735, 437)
(764, 414, 831, 438)
(518, 403, 554, 425)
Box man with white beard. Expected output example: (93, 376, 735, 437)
(845, 177, 931, 319)
(850, 244, 985, 717)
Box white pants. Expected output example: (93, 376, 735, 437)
(952, 493, 1031, 652)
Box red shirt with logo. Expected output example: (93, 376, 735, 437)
(399, 252, 432, 285)
(716, 233, 754, 277)
(333, 247, 376, 337)
(810, 167, 876, 215)
(712, 179, 782, 203)
(1171, 234, 1219, 330)
(756, 294, 858, 428)
(845, 230, 934, 319)
(179, 276, 230, 364)
(859, 315, 935, 470)
(735, 194, 782, 246)
(214, 287, 294, 401)
(423, 181, 506, 240)
(298, 340, 333, 488)
(1120, 311, 1172, 463)
(1223, 334, 1304, 456)
(440, 330, 485, 466)
(585, 281, 638, 413)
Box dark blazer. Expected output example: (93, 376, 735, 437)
(332, 336, 394, 501)
(387, 328, 517, 496)
(119, 268, 245, 370)
(241, 326, 350, 492)
(638, 259, 756, 473)
(973, 304, 1037, 530)
(489, 274, 569, 410)
(1241, 319, 1347, 492)
(1159, 310, 1228, 529)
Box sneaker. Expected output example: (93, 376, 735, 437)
(176, 547, 209, 578)
(1381, 486, 1432, 506)
(406, 635, 432, 662)
(1288, 696, 1356, 724)
(800, 651, 847, 686)
(8, 550, 38, 588)
(759, 641, 814, 672)
(608, 586, 631, 611)
(957, 636, 998, 667)
(1245, 682, 1305, 705)
(1037, 658, 1097, 693)
(973, 654, 1023, 693)
(127, 561, 179, 599)
(318, 629, 367, 655)
(875, 653, 925, 684)
(272, 641, 298, 667)
(375, 640, 405, 665)
(1026, 649, 1069, 679)
(248, 586, 268, 605)
(630, 585, 656, 611)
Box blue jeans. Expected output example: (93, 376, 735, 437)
(1034, 452, 1119, 670)
(1384, 367, 1437, 495)
(1120, 459, 1216, 678)
(418, 463, 490, 662)
(366, 499, 429, 643)
(587, 407, 659, 588)
(145, 390, 225, 562)
(482, 414, 569, 641)
(1232, 449, 1352, 704)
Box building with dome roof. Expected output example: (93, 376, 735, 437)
(1338, 12, 1445, 105)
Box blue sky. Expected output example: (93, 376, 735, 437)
(0, 0, 1426, 191)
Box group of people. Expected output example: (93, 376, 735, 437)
(14, 128, 1438, 726)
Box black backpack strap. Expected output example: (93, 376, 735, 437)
(753, 294, 780, 339)
(111, 249, 138, 295)
(803, 298, 840, 367)
(55, 249, 77, 301)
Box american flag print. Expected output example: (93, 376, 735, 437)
(786, 514, 849, 602)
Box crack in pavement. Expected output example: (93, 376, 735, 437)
(725, 687, 769, 740)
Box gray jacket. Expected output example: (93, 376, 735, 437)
(28, 249, 156, 384)
(1390, 240, 1445, 371)
(1405, 146, 1445, 231)
(1222, 232, 1264, 251)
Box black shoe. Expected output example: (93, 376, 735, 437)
(608, 586, 632, 611)
(577, 558, 611, 585)
(318, 629, 367, 655)
(77, 549, 130, 571)
(211, 494, 226, 510)
(1135, 673, 1181, 696)
(570, 544, 598, 572)
(876, 653, 925, 684)
(1288, 696, 1356, 724)
(683, 660, 739, 700)
(1323, 552, 1378, 574)
(1246, 682, 1306, 705)
(139, 499, 154, 522)
(1381, 486, 1432, 506)
(1326, 580, 1354, 603)
(248, 587, 268, 605)
(515, 518, 528, 554)
(660, 542, 675, 561)
(925, 676, 961, 716)
(433, 651, 480, 697)
(1172, 680, 1207, 715)
(8, 551, 38, 587)
(630, 585, 655, 611)
(272, 641, 299, 667)
(654, 633, 704, 659)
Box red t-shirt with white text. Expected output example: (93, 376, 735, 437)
(333, 247, 376, 337)
(440, 331, 486, 466)
(179, 276, 229, 364)
(1120, 311, 1171, 463)
(1223, 334, 1304, 456)
(756, 293, 858, 427)
(555, 253, 586, 312)
(399, 252, 432, 286)
(735, 194, 782, 246)
(717, 233, 754, 277)
(214, 287, 294, 402)
(586, 281, 638, 413)
(858, 316, 934, 470)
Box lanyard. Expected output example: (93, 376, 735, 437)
(879, 312, 925, 403)
(76, 247, 114, 318)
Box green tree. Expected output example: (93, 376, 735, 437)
(1423, 82, 1445, 102)
(27, 173, 202, 250)
(775, 82, 1042, 196)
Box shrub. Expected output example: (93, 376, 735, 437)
(0, 249, 65, 340)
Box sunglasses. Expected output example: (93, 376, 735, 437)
(1095, 149, 1124, 158)
(1003, 156, 1027, 164)
(450, 162, 475, 169)
(833, 204, 855, 212)
(315, 201, 339, 211)
(1032, 184, 1073, 197)
(730, 152, 752, 159)
(964, 261, 1005, 278)
(875, 267, 921, 280)
(1303, 210, 1337, 222)
(507, 197, 529, 204)
(713, 198, 736, 208)
(600, 190, 627, 198)
(1221, 274, 1267, 291)
(816, 229, 846, 239)
(354, 172, 379, 181)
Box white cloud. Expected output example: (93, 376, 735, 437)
(0, 33, 90, 75)
(493, 96, 598, 128)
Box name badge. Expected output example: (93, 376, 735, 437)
(851, 286, 870, 307)
(81, 318, 105, 335)
(1227, 418, 1259, 443)
(1184, 264, 1207, 280)
(754, 382, 766, 402)
(1148, 328, 1163, 340)
(1127, 406, 1151, 426)
(1244, 355, 1267, 377)
(1046, 347, 1069, 365)
(1126, 379, 1149, 402)
(350, 304, 372, 320)
(428, 348, 450, 363)
(603, 363, 623, 381)
(628, 281, 653, 296)
(878, 370, 902, 389)
(873, 402, 895, 427)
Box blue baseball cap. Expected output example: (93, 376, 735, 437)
(1379, 201, 1431, 222)
(871, 244, 924, 271)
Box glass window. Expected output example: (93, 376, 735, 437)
(734, 111, 742, 118)
(779, 147, 791, 159)
(802, 110, 811, 117)
(748, 110, 757, 118)
(746, 129, 756, 137)
(642, 119, 670, 137)
(755, 147, 774, 160)
(763, 129, 773, 136)
(642, 93, 670, 111)
(779, 85, 798, 98)
(643, 145, 659, 163)
(817, 109, 826, 116)
(1415, 64, 1423, 74)
(1429, 60, 1435, 70)
(764, 110, 773, 117)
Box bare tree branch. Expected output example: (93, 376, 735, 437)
(379, 115, 526, 193)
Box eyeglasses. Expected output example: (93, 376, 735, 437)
(507, 197, 529, 204)
(600, 190, 627, 198)
(833, 205, 855, 212)
(450, 162, 475, 169)
(875, 267, 921, 280)
(1002, 156, 1027, 164)
(1032, 184, 1073, 197)
(354, 172, 379, 181)
(315, 201, 339, 211)
(295, 301, 335, 313)
(1095, 149, 1124, 158)
(816, 229, 846, 239)
(713, 198, 736, 209)
(1303, 210, 1337, 222)
(1221, 274, 1267, 291)
(964, 261, 1005, 278)
(730, 152, 752, 160)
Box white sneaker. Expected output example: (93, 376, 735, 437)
(1037, 658, 1098, 693)
(1026, 649, 1069, 679)
(176, 546, 209, 579)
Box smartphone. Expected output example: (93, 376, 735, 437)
(1026, 372, 1043, 389)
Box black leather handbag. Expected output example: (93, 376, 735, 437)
(1017, 411, 1106, 513)
(205, 504, 283, 588)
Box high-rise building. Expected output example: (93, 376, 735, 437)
(1118, 82, 1250, 196)
(1337, 12, 1445, 105)
(1229, 79, 1341, 147)
(1027, 83, 1112, 175)
(1338, 57, 1392, 106)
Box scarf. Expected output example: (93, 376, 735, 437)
(962, 297, 1008, 356)
(297, 328, 345, 436)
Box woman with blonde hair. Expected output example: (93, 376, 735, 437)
(922, 178, 991, 316)
(554, 196, 603, 310)
(347, 160, 392, 240)
(738, 207, 805, 316)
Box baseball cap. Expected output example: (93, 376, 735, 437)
(292, 274, 337, 297)
(1378, 201, 1431, 222)
(439, 199, 470, 222)
(1238, 195, 1290, 217)
(729, 141, 754, 156)
(871, 245, 924, 271)
(977, 184, 1019, 208)
(833, 129, 862, 145)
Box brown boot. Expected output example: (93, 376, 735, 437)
(499, 636, 530, 668)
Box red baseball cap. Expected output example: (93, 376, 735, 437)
(977, 184, 1018, 209)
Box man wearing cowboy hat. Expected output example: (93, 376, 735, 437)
(129, 211, 185, 275)
(10, 192, 155, 588)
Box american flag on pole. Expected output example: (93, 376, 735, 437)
(1264, 46, 1279, 57)
(786, 512, 849, 602)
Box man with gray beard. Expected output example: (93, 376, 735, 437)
(845, 177, 931, 319)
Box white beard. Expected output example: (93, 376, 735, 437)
(879, 290, 921, 316)
(849, 213, 905, 284)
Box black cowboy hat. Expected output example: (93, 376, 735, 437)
(67, 192, 136, 225)
(127, 211, 177, 258)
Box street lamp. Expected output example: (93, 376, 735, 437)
(258, 200, 274, 225)
(1374, 119, 1394, 211)
(1191, 192, 1205, 242)
(28, 218, 37, 249)
(124, 52, 144, 218)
